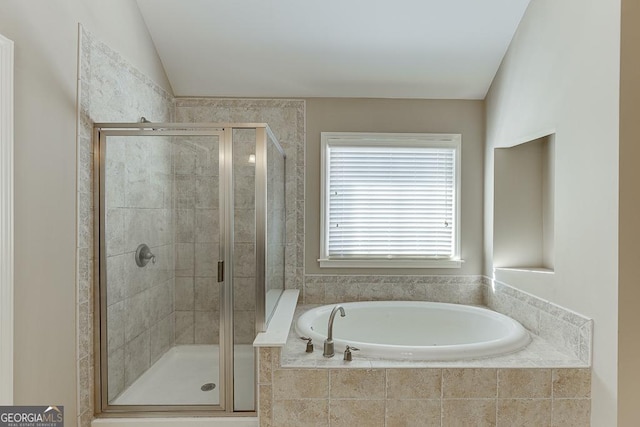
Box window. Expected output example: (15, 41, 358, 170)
(319, 132, 461, 268)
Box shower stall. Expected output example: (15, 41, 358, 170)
(93, 123, 286, 415)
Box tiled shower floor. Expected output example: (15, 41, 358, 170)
(112, 344, 255, 409)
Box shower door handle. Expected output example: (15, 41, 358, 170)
(217, 261, 224, 282)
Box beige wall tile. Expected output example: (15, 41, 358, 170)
(149, 313, 174, 363)
(443, 399, 496, 426)
(387, 369, 442, 399)
(304, 283, 325, 304)
(107, 301, 125, 351)
(106, 254, 126, 305)
(194, 242, 217, 276)
(329, 369, 385, 399)
(259, 348, 273, 384)
(175, 310, 194, 344)
(175, 277, 194, 310)
(552, 369, 591, 398)
(552, 399, 591, 427)
(234, 309, 256, 344)
(259, 384, 272, 427)
(195, 277, 220, 311)
(325, 283, 359, 304)
(194, 310, 217, 344)
(497, 399, 551, 426)
(195, 176, 218, 208)
(443, 368, 497, 398)
(234, 243, 256, 278)
(124, 289, 151, 341)
(386, 399, 441, 427)
(175, 174, 195, 209)
(329, 399, 384, 427)
(271, 347, 281, 368)
(273, 369, 329, 399)
(107, 348, 124, 402)
(498, 369, 551, 398)
(176, 208, 194, 242)
(234, 277, 257, 310)
(175, 243, 195, 276)
(124, 330, 150, 387)
(272, 399, 328, 427)
(195, 208, 219, 243)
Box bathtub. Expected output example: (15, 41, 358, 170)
(295, 301, 530, 360)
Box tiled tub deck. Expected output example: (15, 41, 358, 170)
(257, 303, 591, 427)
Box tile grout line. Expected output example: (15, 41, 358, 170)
(495, 368, 499, 426)
(440, 368, 444, 427)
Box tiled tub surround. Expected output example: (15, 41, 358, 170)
(77, 28, 174, 425)
(303, 275, 485, 306)
(303, 275, 592, 365)
(258, 347, 591, 427)
(257, 292, 592, 427)
(283, 304, 586, 369)
(484, 278, 593, 365)
(255, 278, 594, 426)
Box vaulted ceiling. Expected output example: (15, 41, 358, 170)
(136, 0, 530, 99)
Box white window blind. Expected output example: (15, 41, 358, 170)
(320, 133, 461, 268)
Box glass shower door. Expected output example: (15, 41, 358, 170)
(100, 130, 225, 409)
(231, 128, 257, 411)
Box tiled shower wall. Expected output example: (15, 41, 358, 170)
(232, 129, 258, 344)
(174, 99, 306, 294)
(76, 27, 174, 425)
(266, 138, 287, 312)
(175, 100, 305, 343)
(173, 137, 220, 345)
(104, 136, 175, 400)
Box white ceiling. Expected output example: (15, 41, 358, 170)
(136, 0, 530, 99)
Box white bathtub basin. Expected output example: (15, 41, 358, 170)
(295, 301, 530, 360)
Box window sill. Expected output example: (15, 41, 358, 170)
(318, 258, 463, 269)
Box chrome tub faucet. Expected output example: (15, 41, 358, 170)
(323, 305, 346, 357)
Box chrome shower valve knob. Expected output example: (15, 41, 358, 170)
(135, 243, 156, 267)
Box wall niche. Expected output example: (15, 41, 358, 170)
(493, 134, 555, 272)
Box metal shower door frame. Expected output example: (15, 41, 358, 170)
(92, 123, 272, 417)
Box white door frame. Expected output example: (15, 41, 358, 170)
(0, 33, 14, 404)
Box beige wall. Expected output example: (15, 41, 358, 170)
(484, 0, 620, 424)
(618, 0, 640, 423)
(0, 0, 170, 422)
(306, 98, 484, 275)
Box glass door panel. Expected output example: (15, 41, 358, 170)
(265, 131, 286, 323)
(101, 132, 223, 407)
(231, 128, 257, 411)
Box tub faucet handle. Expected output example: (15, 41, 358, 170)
(343, 345, 359, 361)
(299, 337, 314, 353)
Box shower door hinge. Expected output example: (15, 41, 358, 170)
(217, 261, 224, 282)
